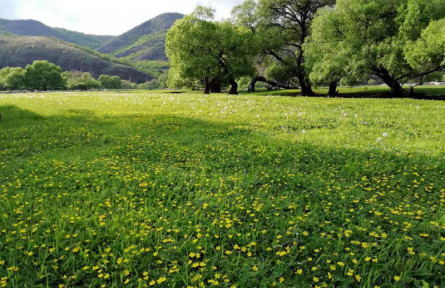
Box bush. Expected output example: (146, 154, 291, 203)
(121, 80, 138, 89)
(138, 79, 161, 90)
(99, 75, 122, 89)
(0, 67, 26, 91)
(65, 72, 102, 90)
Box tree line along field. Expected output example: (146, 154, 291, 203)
(0, 90, 444, 287)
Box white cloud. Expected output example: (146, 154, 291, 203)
(1, 0, 248, 35)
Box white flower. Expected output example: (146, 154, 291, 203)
(377, 137, 382, 142)
(301, 130, 306, 134)
(354, 114, 358, 118)
(383, 133, 388, 137)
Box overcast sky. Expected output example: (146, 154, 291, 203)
(0, 0, 247, 35)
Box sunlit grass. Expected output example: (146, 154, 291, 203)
(0, 90, 444, 287)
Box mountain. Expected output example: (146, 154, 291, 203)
(98, 13, 184, 61)
(0, 18, 113, 49)
(0, 34, 153, 83)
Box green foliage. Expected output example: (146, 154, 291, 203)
(306, 0, 445, 93)
(97, 13, 184, 61)
(24, 60, 66, 91)
(0, 67, 26, 90)
(99, 75, 122, 89)
(65, 71, 102, 90)
(121, 80, 138, 89)
(138, 79, 161, 90)
(231, 0, 335, 94)
(404, 19, 445, 72)
(1, 91, 445, 287)
(424, 71, 444, 82)
(157, 72, 169, 89)
(166, 7, 258, 93)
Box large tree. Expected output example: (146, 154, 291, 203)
(24, 60, 66, 91)
(306, 0, 445, 97)
(166, 7, 258, 94)
(232, 0, 335, 95)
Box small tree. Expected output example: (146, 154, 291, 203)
(24, 60, 66, 91)
(5, 68, 26, 91)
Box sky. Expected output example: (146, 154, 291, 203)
(0, 0, 247, 35)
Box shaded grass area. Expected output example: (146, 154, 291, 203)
(243, 85, 445, 99)
(0, 91, 444, 287)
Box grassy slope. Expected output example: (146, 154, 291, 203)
(97, 13, 184, 61)
(0, 90, 444, 287)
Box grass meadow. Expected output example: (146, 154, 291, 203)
(0, 89, 445, 287)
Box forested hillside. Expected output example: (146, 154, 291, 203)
(0, 18, 113, 49)
(98, 13, 184, 61)
(0, 34, 152, 83)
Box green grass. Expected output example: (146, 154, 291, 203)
(0, 90, 444, 288)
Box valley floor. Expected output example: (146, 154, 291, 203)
(0, 91, 444, 287)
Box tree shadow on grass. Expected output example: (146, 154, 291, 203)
(0, 105, 46, 122)
(1, 107, 445, 287)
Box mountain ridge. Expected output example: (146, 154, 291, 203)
(0, 18, 113, 49)
(97, 13, 184, 61)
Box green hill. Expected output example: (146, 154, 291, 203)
(0, 18, 113, 49)
(97, 13, 184, 61)
(0, 34, 153, 83)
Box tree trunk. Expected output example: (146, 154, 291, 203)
(300, 81, 315, 96)
(328, 81, 339, 97)
(228, 77, 238, 95)
(374, 68, 406, 97)
(210, 79, 222, 93)
(248, 77, 258, 92)
(204, 77, 211, 95)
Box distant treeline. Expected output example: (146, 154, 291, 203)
(0, 60, 168, 91)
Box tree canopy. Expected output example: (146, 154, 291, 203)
(99, 75, 122, 89)
(166, 7, 258, 94)
(232, 0, 335, 95)
(305, 0, 445, 96)
(24, 60, 66, 91)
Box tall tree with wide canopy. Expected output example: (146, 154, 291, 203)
(306, 0, 445, 97)
(259, 0, 335, 95)
(166, 7, 257, 94)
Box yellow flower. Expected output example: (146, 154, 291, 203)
(394, 276, 401, 282)
(252, 266, 258, 271)
(157, 277, 167, 284)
